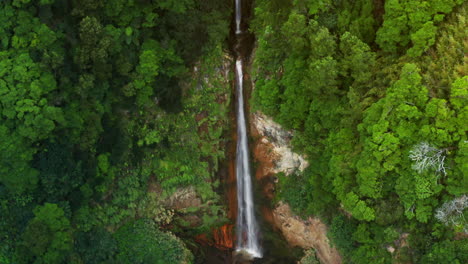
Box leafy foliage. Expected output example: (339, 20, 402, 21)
(376, 0, 464, 56)
(298, 249, 320, 264)
(252, 1, 467, 263)
(16, 203, 72, 264)
(74, 227, 117, 264)
(114, 219, 193, 264)
(0, 0, 466, 263)
(0, 0, 231, 263)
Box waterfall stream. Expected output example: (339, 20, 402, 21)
(234, 0, 262, 259)
(235, 0, 241, 34)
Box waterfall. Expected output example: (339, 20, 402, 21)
(235, 0, 241, 34)
(234, 0, 262, 258)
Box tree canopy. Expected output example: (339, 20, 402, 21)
(252, 0, 467, 263)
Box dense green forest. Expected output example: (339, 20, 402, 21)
(251, 0, 467, 263)
(0, 0, 233, 263)
(0, 0, 467, 263)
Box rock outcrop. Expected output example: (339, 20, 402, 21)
(251, 112, 308, 175)
(251, 111, 342, 264)
(273, 202, 342, 264)
(164, 186, 202, 210)
(163, 186, 203, 227)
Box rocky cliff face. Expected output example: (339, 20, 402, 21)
(250, 111, 342, 264)
(251, 112, 308, 175)
(273, 202, 342, 264)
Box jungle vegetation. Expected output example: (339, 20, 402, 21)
(0, 0, 467, 263)
(0, 0, 232, 263)
(252, 0, 467, 263)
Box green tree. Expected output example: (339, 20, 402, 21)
(114, 219, 193, 264)
(0, 126, 38, 193)
(0, 51, 64, 141)
(328, 215, 356, 258)
(75, 227, 117, 264)
(17, 203, 72, 264)
(421, 240, 468, 264)
(376, 0, 463, 55)
(34, 143, 84, 203)
(75, 16, 111, 69)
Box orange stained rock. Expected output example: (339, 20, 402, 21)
(213, 224, 235, 250)
(195, 224, 235, 250)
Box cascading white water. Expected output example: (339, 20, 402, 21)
(235, 58, 262, 259)
(235, 0, 241, 34)
(234, 1, 262, 256)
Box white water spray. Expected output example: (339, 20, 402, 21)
(234, 1, 262, 255)
(235, 59, 261, 259)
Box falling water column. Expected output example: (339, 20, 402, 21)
(235, 0, 241, 34)
(234, 0, 262, 259)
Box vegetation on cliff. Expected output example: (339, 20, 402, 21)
(0, 0, 232, 263)
(1, 0, 467, 263)
(252, 0, 467, 263)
